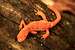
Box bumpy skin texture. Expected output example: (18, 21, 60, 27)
(17, 6, 61, 42)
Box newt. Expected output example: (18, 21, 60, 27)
(17, 6, 61, 42)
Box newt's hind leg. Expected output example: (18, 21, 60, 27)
(41, 29, 49, 39)
(19, 19, 26, 30)
(35, 9, 47, 21)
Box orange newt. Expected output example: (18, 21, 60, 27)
(17, 6, 61, 42)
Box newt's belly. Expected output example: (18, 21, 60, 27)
(28, 20, 50, 31)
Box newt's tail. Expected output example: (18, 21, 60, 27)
(48, 5, 61, 28)
(17, 27, 29, 42)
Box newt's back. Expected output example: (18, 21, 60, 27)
(28, 20, 50, 31)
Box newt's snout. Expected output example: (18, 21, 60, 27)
(17, 28, 29, 42)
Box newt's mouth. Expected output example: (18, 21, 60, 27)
(17, 38, 24, 42)
(17, 36, 24, 42)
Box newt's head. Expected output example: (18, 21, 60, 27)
(17, 27, 29, 42)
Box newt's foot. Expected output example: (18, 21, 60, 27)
(19, 25, 23, 30)
(41, 34, 49, 39)
(19, 20, 26, 30)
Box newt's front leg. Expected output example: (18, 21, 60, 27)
(35, 9, 47, 21)
(19, 19, 26, 30)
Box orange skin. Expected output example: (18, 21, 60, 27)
(17, 6, 61, 42)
